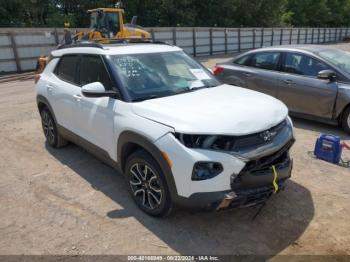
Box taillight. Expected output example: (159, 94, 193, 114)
(213, 66, 224, 76)
(34, 74, 41, 84)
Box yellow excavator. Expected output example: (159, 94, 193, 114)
(36, 7, 151, 73)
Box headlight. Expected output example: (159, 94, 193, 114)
(287, 116, 294, 128)
(174, 133, 235, 151)
(192, 162, 223, 181)
(174, 119, 289, 154)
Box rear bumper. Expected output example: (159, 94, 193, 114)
(173, 155, 293, 211)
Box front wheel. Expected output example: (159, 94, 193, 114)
(342, 107, 350, 134)
(125, 150, 172, 217)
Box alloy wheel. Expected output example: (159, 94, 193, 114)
(41, 111, 55, 144)
(129, 163, 163, 210)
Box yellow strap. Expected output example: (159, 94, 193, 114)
(272, 165, 279, 194)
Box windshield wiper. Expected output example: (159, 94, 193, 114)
(132, 95, 159, 102)
(189, 84, 218, 91)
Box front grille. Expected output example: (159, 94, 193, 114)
(231, 120, 287, 152)
(242, 138, 294, 173)
(230, 138, 294, 191)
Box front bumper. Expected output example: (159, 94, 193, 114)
(174, 154, 292, 211)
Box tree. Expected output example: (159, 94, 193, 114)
(2, 0, 350, 28)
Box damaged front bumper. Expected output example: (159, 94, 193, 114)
(175, 139, 294, 211)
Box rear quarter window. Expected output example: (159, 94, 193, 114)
(55, 55, 79, 84)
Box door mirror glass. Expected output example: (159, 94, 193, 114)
(317, 70, 337, 82)
(82, 82, 119, 98)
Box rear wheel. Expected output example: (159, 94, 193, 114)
(342, 107, 350, 134)
(125, 150, 172, 217)
(40, 108, 67, 148)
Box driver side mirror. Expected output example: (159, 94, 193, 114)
(81, 82, 119, 99)
(317, 70, 337, 82)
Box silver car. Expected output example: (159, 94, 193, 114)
(214, 45, 350, 134)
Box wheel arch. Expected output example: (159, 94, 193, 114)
(117, 131, 178, 199)
(337, 102, 350, 124)
(36, 95, 57, 123)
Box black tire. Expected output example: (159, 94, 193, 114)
(125, 150, 172, 217)
(40, 108, 67, 148)
(342, 107, 350, 134)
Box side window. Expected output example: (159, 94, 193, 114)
(234, 55, 251, 66)
(55, 55, 79, 84)
(79, 55, 114, 90)
(249, 52, 280, 71)
(283, 53, 330, 77)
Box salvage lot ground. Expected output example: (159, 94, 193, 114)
(0, 43, 350, 257)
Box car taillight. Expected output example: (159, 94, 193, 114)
(34, 74, 41, 84)
(213, 66, 224, 76)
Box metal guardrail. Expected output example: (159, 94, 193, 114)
(0, 27, 349, 74)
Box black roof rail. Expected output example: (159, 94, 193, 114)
(56, 38, 172, 50)
(56, 42, 104, 50)
(91, 38, 172, 46)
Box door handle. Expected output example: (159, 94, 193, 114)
(46, 84, 54, 92)
(244, 72, 253, 77)
(283, 79, 293, 85)
(73, 94, 82, 102)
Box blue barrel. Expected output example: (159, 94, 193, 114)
(314, 134, 342, 164)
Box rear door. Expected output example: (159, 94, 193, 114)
(218, 54, 253, 88)
(49, 55, 80, 131)
(278, 52, 337, 119)
(244, 51, 282, 97)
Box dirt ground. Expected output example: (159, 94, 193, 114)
(1, 44, 350, 257)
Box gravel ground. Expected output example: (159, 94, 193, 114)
(0, 43, 350, 257)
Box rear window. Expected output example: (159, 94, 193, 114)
(234, 55, 251, 66)
(55, 55, 79, 84)
(250, 52, 280, 71)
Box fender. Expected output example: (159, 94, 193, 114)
(334, 85, 350, 119)
(36, 95, 57, 123)
(117, 131, 178, 199)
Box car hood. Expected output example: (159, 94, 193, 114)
(132, 84, 288, 135)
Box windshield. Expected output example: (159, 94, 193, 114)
(316, 49, 350, 75)
(90, 11, 120, 34)
(110, 51, 220, 101)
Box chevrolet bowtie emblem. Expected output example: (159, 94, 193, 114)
(260, 130, 277, 142)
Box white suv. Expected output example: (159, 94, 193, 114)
(35, 41, 294, 216)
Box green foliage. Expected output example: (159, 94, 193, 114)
(1, 0, 350, 27)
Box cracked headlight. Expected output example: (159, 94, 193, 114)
(174, 133, 235, 151)
(173, 119, 290, 155)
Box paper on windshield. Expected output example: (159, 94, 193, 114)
(189, 80, 205, 89)
(189, 69, 211, 80)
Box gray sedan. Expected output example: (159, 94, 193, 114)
(214, 45, 350, 134)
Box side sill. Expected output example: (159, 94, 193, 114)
(57, 124, 120, 172)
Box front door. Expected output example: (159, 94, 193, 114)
(74, 55, 117, 154)
(278, 52, 337, 119)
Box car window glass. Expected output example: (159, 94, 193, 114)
(284, 53, 330, 77)
(110, 51, 220, 101)
(234, 55, 251, 66)
(55, 55, 79, 84)
(250, 52, 280, 70)
(79, 55, 113, 90)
